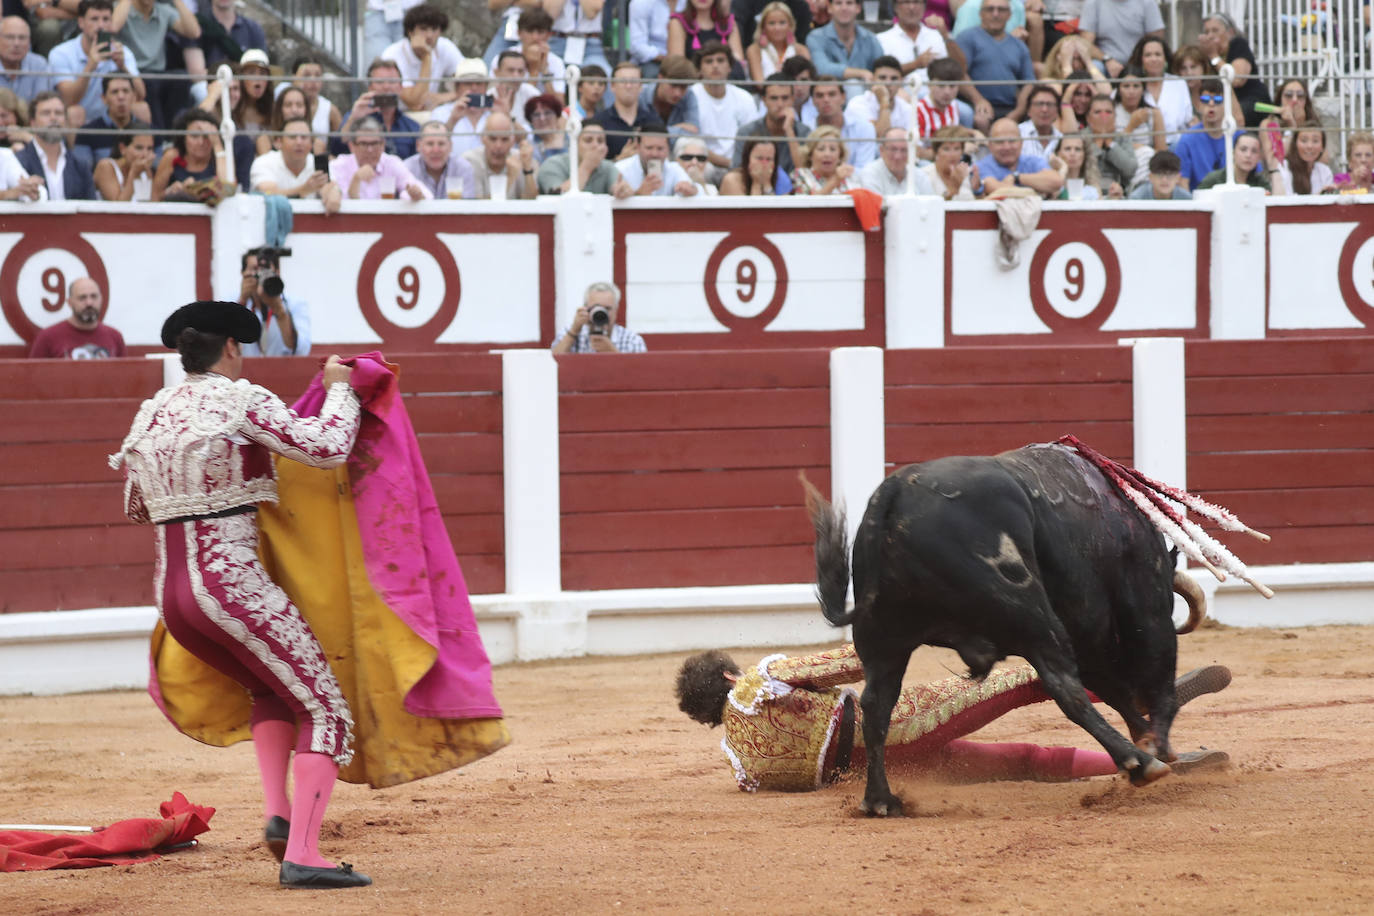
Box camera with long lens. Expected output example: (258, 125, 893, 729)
(255, 246, 292, 297)
(588, 304, 611, 335)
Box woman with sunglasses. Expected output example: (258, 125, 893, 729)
(675, 137, 718, 195)
(524, 93, 568, 164)
(1198, 12, 1271, 126)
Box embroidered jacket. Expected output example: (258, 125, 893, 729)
(110, 372, 361, 524)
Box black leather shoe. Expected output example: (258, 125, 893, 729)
(1176, 665, 1232, 707)
(279, 860, 373, 889)
(263, 816, 289, 863)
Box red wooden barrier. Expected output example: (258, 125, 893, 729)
(557, 350, 831, 589)
(1185, 338, 1374, 565)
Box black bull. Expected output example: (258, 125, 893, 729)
(804, 443, 1208, 817)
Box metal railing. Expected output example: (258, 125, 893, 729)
(255, 0, 361, 77)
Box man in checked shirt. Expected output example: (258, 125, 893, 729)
(550, 281, 648, 354)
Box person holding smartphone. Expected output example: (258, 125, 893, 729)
(430, 57, 498, 157)
(50, 0, 148, 124)
(334, 58, 421, 159)
(249, 116, 343, 214)
(615, 127, 697, 196)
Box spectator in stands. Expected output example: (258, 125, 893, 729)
(1017, 82, 1067, 157)
(1051, 132, 1097, 198)
(690, 41, 757, 182)
(403, 118, 476, 198)
(0, 16, 52, 102)
(592, 60, 666, 159)
(1198, 12, 1269, 127)
(17, 90, 94, 198)
(76, 72, 148, 161)
(747, 1, 810, 84)
(956, 0, 1033, 127)
(551, 281, 647, 354)
(1126, 35, 1190, 145)
(805, 0, 879, 95)
(239, 247, 310, 356)
(251, 116, 343, 212)
(0, 143, 43, 197)
(491, 49, 537, 132)
(792, 124, 854, 193)
(18, 0, 77, 60)
(721, 135, 779, 194)
(196, 0, 266, 71)
(480, 0, 521, 68)
(1265, 120, 1331, 197)
(284, 56, 342, 145)
(1084, 92, 1131, 196)
(28, 277, 124, 358)
(1170, 42, 1236, 134)
(1060, 70, 1094, 129)
(919, 123, 978, 199)
(913, 57, 963, 154)
(1077, 0, 1162, 78)
(675, 135, 718, 194)
(462, 110, 536, 199)
(1263, 78, 1324, 166)
(1115, 65, 1165, 186)
(735, 72, 808, 177)
(536, 122, 635, 196)
(629, 0, 674, 77)
(232, 49, 273, 134)
(617, 126, 697, 195)
(1194, 130, 1268, 191)
(951, 0, 1042, 64)
(546, 0, 611, 73)
(364, 0, 423, 68)
(0, 87, 31, 148)
(856, 126, 932, 195)
(256, 86, 318, 156)
(383, 4, 464, 111)
(518, 8, 565, 96)
(1127, 149, 1189, 200)
(976, 116, 1061, 196)
(1332, 131, 1374, 194)
(670, 0, 744, 78)
(111, 0, 200, 128)
(1171, 77, 1233, 191)
(152, 108, 233, 200)
(330, 116, 428, 200)
(781, 54, 817, 125)
(809, 74, 874, 166)
(92, 126, 153, 199)
(1043, 34, 1110, 96)
(433, 57, 497, 157)
(734, 0, 814, 48)
(51, 0, 145, 126)
(339, 58, 421, 160)
(524, 92, 566, 163)
(846, 55, 911, 137)
(643, 54, 701, 138)
(572, 62, 607, 119)
(876, 0, 961, 91)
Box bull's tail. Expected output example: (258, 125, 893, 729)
(800, 472, 854, 627)
(1172, 569, 1207, 635)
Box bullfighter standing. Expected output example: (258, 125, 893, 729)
(109, 301, 370, 889)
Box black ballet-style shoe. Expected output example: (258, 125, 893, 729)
(263, 816, 289, 862)
(279, 860, 373, 889)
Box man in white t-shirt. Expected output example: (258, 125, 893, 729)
(250, 117, 342, 213)
(431, 57, 498, 156)
(877, 0, 963, 88)
(382, 3, 467, 110)
(616, 129, 696, 197)
(365, 0, 423, 69)
(846, 56, 914, 136)
(687, 41, 758, 182)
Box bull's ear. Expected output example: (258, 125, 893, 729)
(723, 672, 738, 683)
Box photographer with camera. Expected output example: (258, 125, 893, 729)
(550, 281, 646, 354)
(238, 247, 311, 357)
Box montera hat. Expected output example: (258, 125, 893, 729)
(161, 301, 263, 348)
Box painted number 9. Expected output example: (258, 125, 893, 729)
(41, 267, 65, 311)
(736, 259, 757, 303)
(1063, 258, 1084, 302)
(395, 265, 420, 310)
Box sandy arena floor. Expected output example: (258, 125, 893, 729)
(3, 622, 1373, 915)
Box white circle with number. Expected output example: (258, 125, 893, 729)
(1041, 241, 1107, 319)
(1349, 236, 1374, 308)
(712, 245, 778, 319)
(17, 249, 90, 328)
(373, 247, 446, 329)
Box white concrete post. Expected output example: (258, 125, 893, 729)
(210, 194, 266, 301)
(883, 195, 946, 348)
(552, 192, 614, 332)
(1198, 185, 1267, 339)
(151, 352, 185, 387)
(829, 347, 886, 554)
(501, 348, 562, 595)
(1128, 336, 1187, 487)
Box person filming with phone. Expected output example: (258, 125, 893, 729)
(50, 0, 148, 125)
(550, 281, 647, 354)
(616, 128, 696, 197)
(335, 58, 420, 159)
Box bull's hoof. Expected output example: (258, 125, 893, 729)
(1128, 757, 1172, 786)
(860, 795, 904, 818)
(1134, 731, 1160, 757)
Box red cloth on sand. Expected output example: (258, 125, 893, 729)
(0, 793, 214, 872)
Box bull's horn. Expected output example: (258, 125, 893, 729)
(1173, 570, 1207, 635)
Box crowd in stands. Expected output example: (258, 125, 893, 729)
(1, 0, 1372, 204)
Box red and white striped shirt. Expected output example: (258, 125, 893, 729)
(914, 98, 959, 141)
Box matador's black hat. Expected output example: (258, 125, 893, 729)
(161, 301, 262, 348)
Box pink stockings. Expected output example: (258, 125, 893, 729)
(933, 740, 1117, 782)
(252, 712, 341, 868)
(252, 719, 295, 822)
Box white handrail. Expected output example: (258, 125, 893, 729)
(1219, 63, 1238, 187)
(565, 64, 584, 196)
(216, 64, 235, 151)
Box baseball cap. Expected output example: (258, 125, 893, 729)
(240, 49, 272, 71)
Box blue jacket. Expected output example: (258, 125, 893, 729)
(16, 141, 95, 200)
